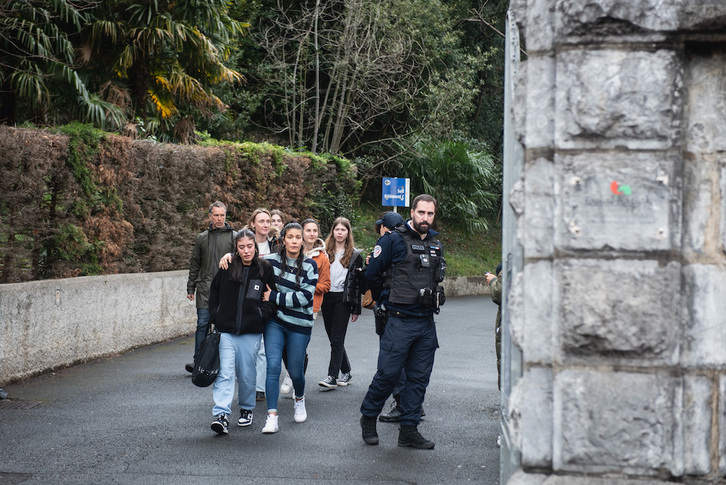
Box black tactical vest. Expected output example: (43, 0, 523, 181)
(385, 226, 444, 307)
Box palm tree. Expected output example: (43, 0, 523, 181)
(0, 0, 124, 128)
(81, 0, 247, 141)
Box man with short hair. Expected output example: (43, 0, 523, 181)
(186, 201, 236, 373)
(360, 194, 445, 449)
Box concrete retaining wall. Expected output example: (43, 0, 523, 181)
(0, 272, 487, 386)
(0, 270, 195, 386)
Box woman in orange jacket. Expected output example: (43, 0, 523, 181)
(302, 218, 332, 316)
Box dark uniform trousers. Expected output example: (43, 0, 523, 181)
(360, 313, 438, 426)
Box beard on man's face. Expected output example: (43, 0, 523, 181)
(413, 219, 429, 234)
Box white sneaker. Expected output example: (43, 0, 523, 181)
(262, 413, 278, 434)
(293, 396, 307, 423)
(280, 372, 293, 395)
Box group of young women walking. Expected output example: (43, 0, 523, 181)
(207, 208, 362, 435)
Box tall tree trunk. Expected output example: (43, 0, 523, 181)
(311, 0, 321, 153)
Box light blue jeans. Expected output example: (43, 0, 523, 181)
(264, 321, 310, 412)
(256, 337, 266, 392)
(212, 332, 262, 417)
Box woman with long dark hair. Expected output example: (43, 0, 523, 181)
(208, 229, 276, 435)
(261, 222, 318, 433)
(279, 218, 331, 396)
(318, 217, 363, 390)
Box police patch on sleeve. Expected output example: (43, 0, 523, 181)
(372, 245, 382, 258)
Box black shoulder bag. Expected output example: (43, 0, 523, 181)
(191, 324, 220, 387)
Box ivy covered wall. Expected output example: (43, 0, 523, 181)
(0, 124, 359, 283)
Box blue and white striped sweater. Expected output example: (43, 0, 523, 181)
(263, 253, 318, 331)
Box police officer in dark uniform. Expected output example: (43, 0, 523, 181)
(359, 194, 445, 449)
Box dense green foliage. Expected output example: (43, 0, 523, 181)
(397, 138, 501, 231)
(1, 0, 246, 141)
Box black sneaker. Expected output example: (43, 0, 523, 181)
(337, 372, 352, 386)
(211, 414, 229, 435)
(318, 376, 337, 389)
(398, 425, 434, 449)
(237, 409, 253, 427)
(185, 363, 194, 373)
(360, 415, 379, 445)
(256, 391, 266, 401)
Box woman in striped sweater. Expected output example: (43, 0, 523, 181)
(261, 222, 318, 434)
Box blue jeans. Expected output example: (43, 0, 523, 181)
(212, 332, 262, 416)
(264, 321, 311, 412)
(360, 314, 438, 426)
(194, 308, 210, 361)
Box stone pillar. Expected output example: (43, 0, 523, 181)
(503, 1, 726, 483)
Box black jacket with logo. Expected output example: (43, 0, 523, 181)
(208, 258, 276, 335)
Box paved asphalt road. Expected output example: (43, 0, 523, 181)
(1, 296, 501, 484)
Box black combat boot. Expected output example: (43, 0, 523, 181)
(379, 395, 402, 422)
(398, 425, 435, 449)
(360, 415, 379, 445)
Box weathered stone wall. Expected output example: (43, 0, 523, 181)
(505, 1, 726, 483)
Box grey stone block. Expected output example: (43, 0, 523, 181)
(719, 375, 726, 474)
(523, 261, 553, 365)
(506, 469, 548, 485)
(555, 152, 680, 252)
(524, 158, 554, 259)
(524, 0, 556, 53)
(556, 0, 726, 38)
(557, 259, 680, 364)
(555, 49, 682, 150)
(543, 477, 677, 485)
(553, 370, 683, 476)
(513, 60, 528, 147)
(685, 50, 726, 153)
(722, 163, 726, 254)
(508, 270, 525, 352)
(524, 55, 555, 149)
(682, 265, 726, 367)
(682, 157, 720, 256)
(683, 375, 711, 475)
(508, 367, 553, 468)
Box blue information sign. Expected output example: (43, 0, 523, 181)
(381, 177, 410, 207)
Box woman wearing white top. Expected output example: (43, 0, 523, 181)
(318, 217, 363, 389)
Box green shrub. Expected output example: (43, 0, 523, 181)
(397, 138, 501, 232)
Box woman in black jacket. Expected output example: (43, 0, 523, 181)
(208, 229, 276, 435)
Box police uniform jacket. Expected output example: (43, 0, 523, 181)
(364, 221, 444, 318)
